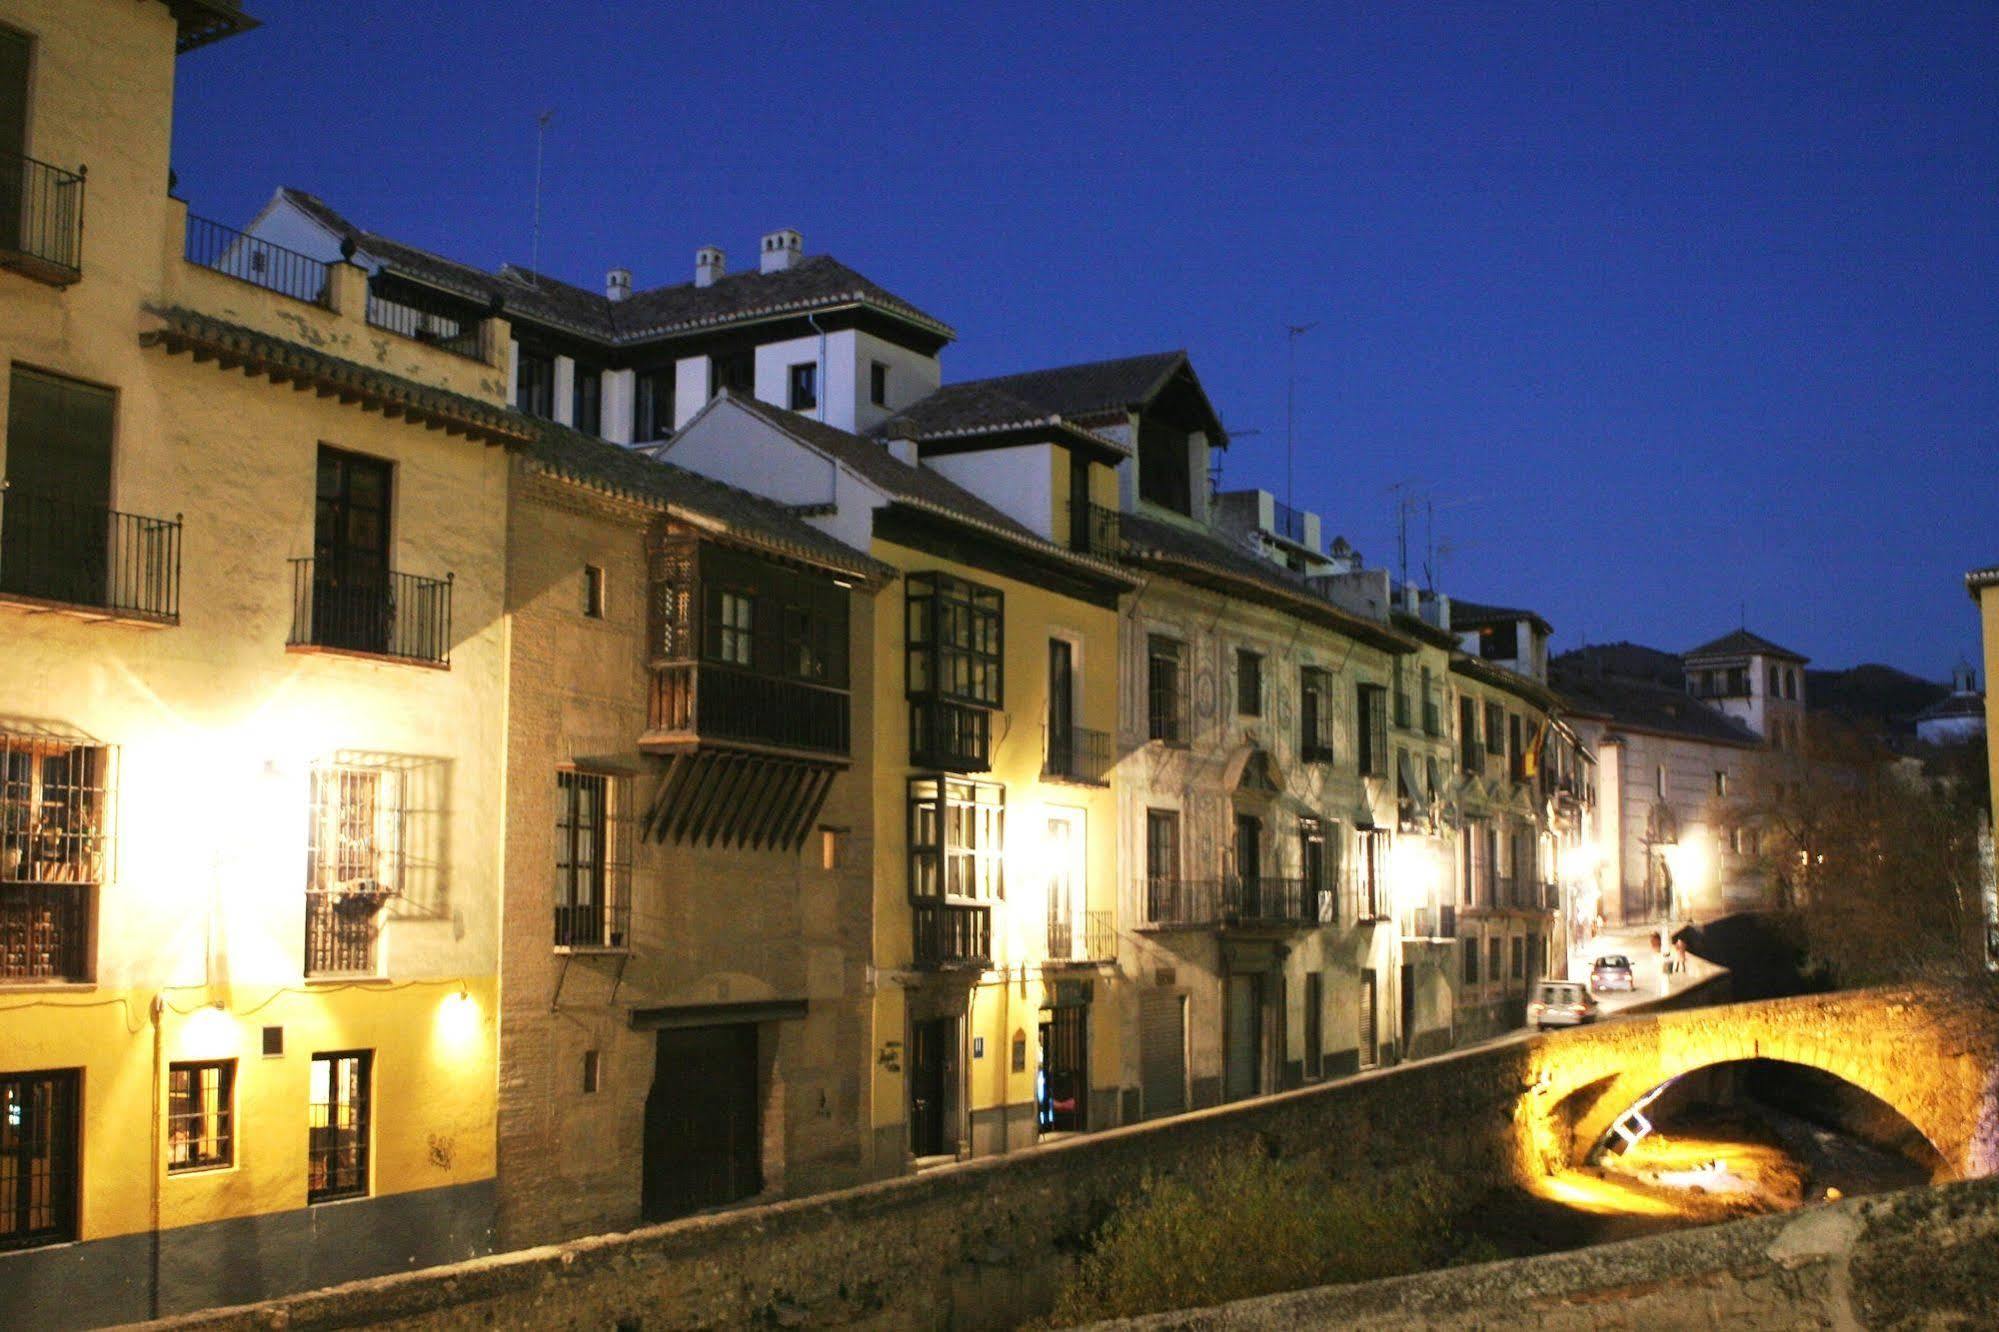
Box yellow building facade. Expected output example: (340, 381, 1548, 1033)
(0, 3, 512, 1322)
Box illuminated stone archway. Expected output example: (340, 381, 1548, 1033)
(1516, 987, 1999, 1182)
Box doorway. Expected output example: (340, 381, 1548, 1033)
(908, 1016, 954, 1159)
(1359, 970, 1380, 1069)
(1224, 973, 1264, 1101)
(1037, 1004, 1088, 1134)
(641, 1024, 762, 1222)
(2, 368, 113, 607)
(312, 445, 394, 653)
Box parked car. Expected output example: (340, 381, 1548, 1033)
(1528, 980, 1600, 1030)
(1590, 954, 1636, 993)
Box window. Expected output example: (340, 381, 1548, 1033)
(305, 761, 407, 977)
(1768, 664, 1780, 696)
(787, 361, 818, 412)
(1137, 420, 1192, 515)
(1358, 828, 1388, 919)
(1508, 714, 1525, 781)
(1787, 669, 1799, 701)
(1714, 769, 1728, 798)
(1510, 936, 1524, 981)
(307, 1051, 371, 1203)
(709, 349, 753, 398)
(1236, 649, 1263, 716)
(1421, 665, 1441, 736)
(1301, 668, 1332, 759)
(3, 366, 123, 614)
(0, 731, 110, 983)
(1488, 937, 1503, 986)
(1459, 696, 1481, 773)
(1392, 658, 1411, 729)
(819, 826, 847, 870)
(583, 564, 606, 619)
(516, 349, 554, 418)
(708, 589, 755, 666)
(634, 366, 676, 440)
(167, 1060, 234, 1173)
(1484, 701, 1505, 756)
(1356, 684, 1388, 777)
(554, 770, 631, 950)
(1147, 636, 1185, 743)
(1462, 939, 1479, 984)
(582, 1050, 602, 1095)
(0, 1069, 79, 1252)
(262, 1026, 283, 1057)
(909, 777, 1003, 902)
(870, 360, 889, 407)
(1300, 818, 1329, 922)
(905, 572, 1003, 706)
(1144, 808, 1181, 922)
(1304, 973, 1324, 1080)
(573, 365, 603, 435)
(1656, 765, 1667, 798)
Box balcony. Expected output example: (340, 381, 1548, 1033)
(185, 214, 330, 306)
(645, 661, 851, 758)
(365, 276, 489, 361)
(912, 900, 991, 969)
(0, 487, 182, 624)
(1047, 909, 1115, 964)
(0, 882, 89, 983)
(1042, 725, 1112, 785)
(554, 899, 630, 953)
(287, 559, 453, 667)
(0, 152, 84, 286)
(1403, 903, 1457, 939)
(1139, 877, 1315, 930)
(304, 889, 383, 977)
(910, 698, 991, 771)
(1067, 500, 1121, 560)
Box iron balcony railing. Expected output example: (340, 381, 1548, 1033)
(0, 151, 85, 285)
(554, 898, 631, 952)
(0, 485, 181, 622)
(184, 214, 331, 306)
(304, 890, 382, 977)
(1047, 909, 1115, 963)
(648, 660, 850, 757)
(364, 279, 488, 360)
(1140, 877, 1314, 930)
(910, 697, 991, 772)
(1042, 724, 1112, 785)
(288, 559, 452, 666)
(0, 882, 90, 982)
(1066, 500, 1121, 559)
(912, 900, 991, 968)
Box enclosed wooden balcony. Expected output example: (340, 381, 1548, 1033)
(642, 660, 850, 760)
(912, 900, 991, 969)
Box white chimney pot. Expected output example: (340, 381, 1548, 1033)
(695, 246, 725, 288)
(760, 229, 804, 274)
(605, 267, 632, 302)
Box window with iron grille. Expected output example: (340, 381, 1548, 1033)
(0, 1068, 78, 1252)
(167, 1060, 233, 1173)
(554, 770, 632, 950)
(905, 572, 1002, 706)
(1147, 636, 1184, 743)
(909, 777, 1004, 902)
(305, 762, 406, 977)
(1355, 684, 1388, 777)
(1235, 649, 1262, 717)
(0, 730, 110, 984)
(307, 1051, 370, 1203)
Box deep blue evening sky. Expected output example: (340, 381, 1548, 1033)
(169, 2, 1998, 678)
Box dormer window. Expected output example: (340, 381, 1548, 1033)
(1138, 420, 1192, 515)
(788, 362, 817, 413)
(709, 350, 753, 399)
(870, 361, 889, 407)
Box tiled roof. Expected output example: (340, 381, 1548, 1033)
(886, 350, 1226, 451)
(1913, 692, 1985, 723)
(1449, 597, 1553, 636)
(709, 394, 1131, 583)
(1122, 514, 1413, 652)
(161, 0, 257, 51)
(273, 188, 955, 347)
(525, 421, 892, 583)
(1684, 628, 1808, 663)
(1966, 564, 1999, 596)
(1549, 660, 1762, 746)
(880, 380, 1126, 454)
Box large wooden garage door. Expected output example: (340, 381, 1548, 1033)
(1138, 991, 1186, 1119)
(641, 1024, 760, 1222)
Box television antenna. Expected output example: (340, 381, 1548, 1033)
(528, 109, 554, 289)
(1284, 322, 1317, 516)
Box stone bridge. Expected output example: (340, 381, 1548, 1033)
(1518, 984, 1999, 1181)
(150, 984, 1999, 1332)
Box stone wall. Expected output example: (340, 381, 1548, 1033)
(1097, 1173, 1999, 1331)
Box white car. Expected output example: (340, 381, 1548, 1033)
(1528, 980, 1600, 1030)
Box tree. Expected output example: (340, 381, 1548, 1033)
(1734, 715, 1991, 988)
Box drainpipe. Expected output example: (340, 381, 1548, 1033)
(805, 311, 829, 423)
(149, 992, 165, 1319)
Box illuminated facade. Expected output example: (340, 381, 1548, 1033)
(0, 1, 514, 1323)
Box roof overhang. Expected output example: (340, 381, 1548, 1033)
(908, 419, 1129, 465)
(1967, 565, 1999, 600)
(161, 0, 258, 52)
(1450, 655, 1560, 711)
(1123, 548, 1415, 654)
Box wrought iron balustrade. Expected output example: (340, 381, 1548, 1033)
(0, 881, 89, 982)
(1046, 908, 1116, 963)
(554, 899, 630, 952)
(304, 889, 383, 977)
(364, 278, 488, 360)
(1066, 500, 1121, 559)
(0, 486, 181, 621)
(185, 214, 330, 305)
(0, 151, 84, 285)
(288, 559, 452, 666)
(647, 661, 850, 756)
(1043, 724, 1112, 784)
(1223, 875, 1312, 927)
(912, 900, 991, 968)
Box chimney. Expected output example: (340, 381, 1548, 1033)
(760, 228, 803, 274)
(883, 421, 919, 466)
(695, 245, 725, 288)
(605, 267, 632, 302)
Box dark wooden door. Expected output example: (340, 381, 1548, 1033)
(641, 1025, 761, 1222)
(2, 367, 112, 607)
(1037, 1005, 1087, 1134)
(1233, 813, 1262, 916)
(0, 1069, 78, 1252)
(1359, 970, 1379, 1069)
(313, 445, 393, 653)
(1224, 973, 1261, 1101)
(1047, 638, 1074, 772)
(908, 1017, 951, 1158)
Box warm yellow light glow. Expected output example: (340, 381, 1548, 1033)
(179, 1002, 240, 1060)
(436, 988, 481, 1048)
(1663, 837, 1709, 894)
(1558, 841, 1602, 882)
(1529, 1170, 1684, 1218)
(1390, 837, 1440, 909)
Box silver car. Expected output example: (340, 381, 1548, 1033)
(1528, 980, 1600, 1030)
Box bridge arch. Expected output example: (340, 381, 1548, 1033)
(1515, 987, 1999, 1182)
